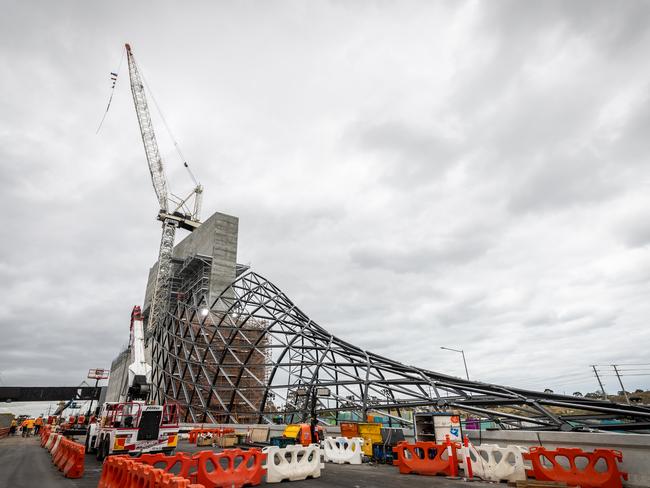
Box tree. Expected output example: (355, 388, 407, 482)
(572, 391, 583, 397)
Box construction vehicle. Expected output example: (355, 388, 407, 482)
(86, 307, 179, 460)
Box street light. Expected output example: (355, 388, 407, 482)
(440, 346, 470, 381)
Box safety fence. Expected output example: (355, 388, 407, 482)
(99, 448, 266, 488)
(42, 431, 85, 479)
(187, 428, 235, 444)
(322, 436, 364, 465)
(262, 444, 323, 483)
(391, 436, 628, 488)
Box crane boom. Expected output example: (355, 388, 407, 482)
(123, 306, 153, 402)
(125, 43, 202, 339)
(125, 43, 169, 212)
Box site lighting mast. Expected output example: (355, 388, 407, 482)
(125, 43, 203, 333)
(440, 346, 470, 381)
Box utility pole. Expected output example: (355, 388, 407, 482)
(612, 365, 630, 404)
(591, 365, 607, 399)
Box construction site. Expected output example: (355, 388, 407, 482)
(3, 7, 650, 487)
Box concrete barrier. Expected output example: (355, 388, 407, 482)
(466, 430, 650, 487)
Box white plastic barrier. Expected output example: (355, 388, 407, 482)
(322, 436, 364, 465)
(45, 432, 58, 450)
(263, 444, 324, 483)
(461, 443, 528, 482)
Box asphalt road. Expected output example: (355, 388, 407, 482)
(0, 434, 102, 488)
(0, 434, 493, 488)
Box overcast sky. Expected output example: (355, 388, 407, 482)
(1, 0, 649, 397)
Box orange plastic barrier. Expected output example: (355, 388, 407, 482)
(97, 455, 130, 488)
(40, 426, 52, 447)
(51, 437, 85, 479)
(194, 448, 266, 488)
(98, 455, 205, 488)
(188, 428, 235, 444)
(524, 446, 628, 488)
(392, 440, 459, 477)
(138, 452, 197, 480)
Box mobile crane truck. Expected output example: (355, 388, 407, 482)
(86, 306, 179, 460)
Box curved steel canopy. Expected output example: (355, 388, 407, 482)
(149, 270, 650, 432)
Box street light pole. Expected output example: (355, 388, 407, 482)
(440, 346, 470, 381)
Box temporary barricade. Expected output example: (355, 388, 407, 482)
(524, 446, 628, 488)
(51, 436, 65, 464)
(188, 428, 235, 444)
(322, 436, 364, 465)
(98, 455, 205, 488)
(40, 425, 52, 446)
(392, 440, 459, 477)
(263, 444, 323, 483)
(51, 436, 85, 479)
(138, 452, 198, 481)
(45, 431, 59, 450)
(460, 442, 527, 482)
(98, 455, 131, 488)
(194, 448, 266, 488)
(49, 433, 62, 454)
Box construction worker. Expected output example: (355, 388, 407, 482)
(9, 418, 17, 435)
(34, 416, 43, 435)
(22, 418, 35, 437)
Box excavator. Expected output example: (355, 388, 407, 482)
(86, 307, 179, 460)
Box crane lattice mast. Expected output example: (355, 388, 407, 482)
(125, 43, 202, 335)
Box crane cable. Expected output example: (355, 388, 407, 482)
(96, 46, 200, 189)
(139, 68, 200, 187)
(96, 49, 125, 134)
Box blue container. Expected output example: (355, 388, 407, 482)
(372, 443, 395, 464)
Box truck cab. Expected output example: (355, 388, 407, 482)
(87, 401, 179, 460)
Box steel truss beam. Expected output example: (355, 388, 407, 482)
(148, 271, 650, 431)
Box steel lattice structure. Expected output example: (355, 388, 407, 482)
(149, 270, 650, 432)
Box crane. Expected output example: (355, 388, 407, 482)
(125, 43, 203, 334)
(124, 306, 152, 401)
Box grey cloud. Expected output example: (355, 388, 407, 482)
(349, 236, 490, 274)
(347, 120, 462, 188)
(2, 1, 650, 397)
